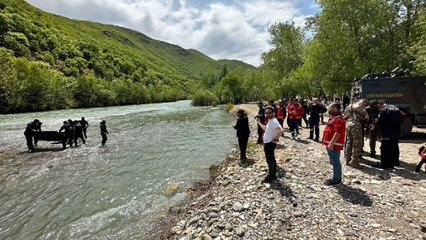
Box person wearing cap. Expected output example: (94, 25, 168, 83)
(100, 120, 109, 145)
(343, 98, 368, 168)
(257, 106, 284, 183)
(24, 119, 41, 151)
(233, 109, 250, 165)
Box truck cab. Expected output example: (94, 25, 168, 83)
(352, 76, 426, 137)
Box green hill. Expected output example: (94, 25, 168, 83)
(0, 0, 255, 113)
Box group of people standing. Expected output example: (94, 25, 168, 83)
(255, 98, 327, 143)
(24, 117, 109, 151)
(233, 96, 417, 186)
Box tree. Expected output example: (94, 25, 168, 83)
(262, 22, 304, 79)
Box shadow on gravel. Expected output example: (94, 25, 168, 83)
(270, 173, 298, 207)
(360, 158, 426, 181)
(338, 184, 373, 207)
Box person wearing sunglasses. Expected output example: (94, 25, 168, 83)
(257, 106, 285, 183)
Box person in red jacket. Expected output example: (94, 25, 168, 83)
(322, 102, 346, 186)
(276, 100, 286, 128)
(288, 98, 304, 140)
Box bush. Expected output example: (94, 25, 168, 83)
(224, 103, 234, 112)
(191, 90, 218, 106)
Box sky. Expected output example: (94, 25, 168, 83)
(25, 0, 319, 66)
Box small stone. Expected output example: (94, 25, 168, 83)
(371, 223, 381, 228)
(209, 212, 218, 218)
(294, 211, 303, 217)
(188, 216, 200, 226)
(201, 233, 213, 240)
(232, 202, 244, 212)
(171, 226, 182, 234)
(236, 227, 245, 237)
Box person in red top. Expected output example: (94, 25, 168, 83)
(322, 102, 346, 186)
(276, 100, 286, 128)
(287, 98, 304, 140)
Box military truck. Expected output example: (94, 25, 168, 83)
(352, 75, 426, 138)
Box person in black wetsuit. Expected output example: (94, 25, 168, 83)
(24, 119, 41, 151)
(81, 117, 89, 139)
(67, 119, 75, 147)
(100, 120, 109, 145)
(73, 121, 86, 145)
(234, 109, 250, 166)
(59, 121, 71, 149)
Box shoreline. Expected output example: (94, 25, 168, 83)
(160, 103, 426, 240)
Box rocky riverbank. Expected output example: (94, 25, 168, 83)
(160, 104, 426, 240)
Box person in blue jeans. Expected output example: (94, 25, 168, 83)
(322, 103, 346, 186)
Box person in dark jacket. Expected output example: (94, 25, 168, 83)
(100, 120, 109, 145)
(24, 119, 41, 151)
(307, 97, 326, 140)
(375, 100, 403, 169)
(256, 102, 265, 144)
(234, 109, 250, 165)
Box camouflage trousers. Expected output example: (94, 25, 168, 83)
(344, 124, 364, 163)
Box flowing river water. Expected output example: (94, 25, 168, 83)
(0, 100, 235, 239)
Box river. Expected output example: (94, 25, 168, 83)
(0, 100, 235, 239)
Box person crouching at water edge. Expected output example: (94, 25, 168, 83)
(233, 109, 250, 166)
(257, 106, 284, 183)
(322, 103, 346, 186)
(100, 120, 109, 146)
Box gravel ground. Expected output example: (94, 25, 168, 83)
(161, 104, 426, 240)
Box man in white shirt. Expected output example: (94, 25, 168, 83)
(257, 106, 285, 183)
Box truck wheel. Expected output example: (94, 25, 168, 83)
(400, 118, 412, 138)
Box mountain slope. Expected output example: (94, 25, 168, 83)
(0, 0, 255, 113)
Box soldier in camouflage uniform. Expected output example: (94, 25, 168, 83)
(344, 99, 369, 168)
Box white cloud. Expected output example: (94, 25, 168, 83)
(26, 0, 313, 66)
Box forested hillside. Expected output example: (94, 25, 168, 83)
(0, 0, 255, 113)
